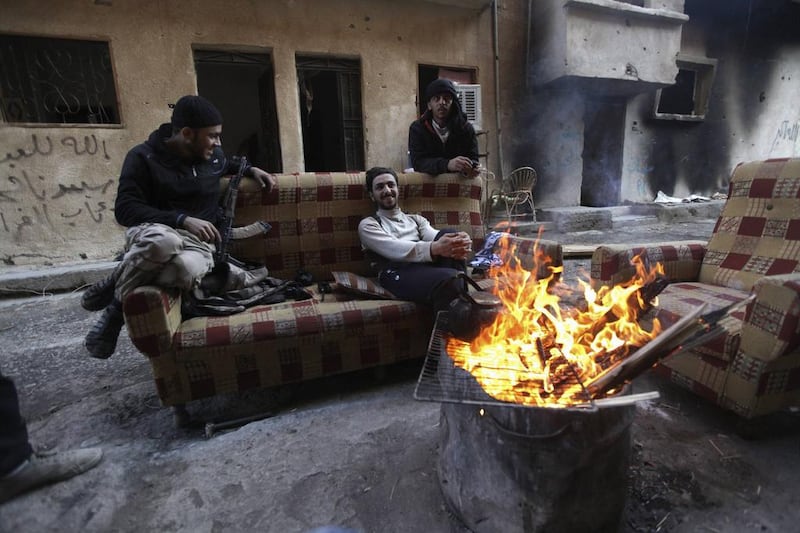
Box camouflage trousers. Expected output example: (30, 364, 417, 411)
(112, 223, 267, 301)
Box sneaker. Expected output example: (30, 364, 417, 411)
(81, 274, 116, 312)
(0, 448, 103, 504)
(84, 305, 124, 359)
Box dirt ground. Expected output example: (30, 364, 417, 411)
(0, 257, 798, 532)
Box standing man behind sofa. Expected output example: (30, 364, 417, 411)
(408, 78, 480, 178)
(358, 167, 472, 311)
(82, 95, 276, 359)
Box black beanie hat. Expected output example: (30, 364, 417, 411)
(424, 78, 458, 102)
(171, 95, 223, 129)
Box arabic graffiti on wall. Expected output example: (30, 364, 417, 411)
(0, 133, 113, 240)
(770, 120, 800, 156)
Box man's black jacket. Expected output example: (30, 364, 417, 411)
(114, 123, 249, 228)
(408, 112, 479, 175)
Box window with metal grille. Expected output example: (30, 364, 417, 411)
(0, 34, 120, 125)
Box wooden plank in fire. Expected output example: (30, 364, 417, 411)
(585, 303, 709, 397)
(586, 294, 755, 397)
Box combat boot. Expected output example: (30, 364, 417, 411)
(81, 274, 116, 312)
(84, 301, 124, 359)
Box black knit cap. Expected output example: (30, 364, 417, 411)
(424, 78, 458, 102)
(171, 95, 223, 129)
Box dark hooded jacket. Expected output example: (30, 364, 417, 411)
(114, 123, 249, 228)
(408, 80, 479, 176)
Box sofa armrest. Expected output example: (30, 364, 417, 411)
(740, 273, 800, 361)
(591, 242, 707, 288)
(123, 286, 182, 357)
(492, 234, 563, 279)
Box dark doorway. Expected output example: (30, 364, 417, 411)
(296, 55, 364, 172)
(581, 98, 626, 207)
(194, 50, 282, 172)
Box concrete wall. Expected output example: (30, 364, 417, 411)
(519, 0, 688, 207)
(621, 0, 800, 202)
(562, 0, 685, 87)
(511, 0, 800, 208)
(0, 0, 495, 266)
(6, 0, 798, 266)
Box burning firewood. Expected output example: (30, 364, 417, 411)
(439, 237, 739, 408)
(581, 268, 668, 340)
(585, 295, 754, 397)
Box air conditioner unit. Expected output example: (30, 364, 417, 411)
(454, 83, 482, 131)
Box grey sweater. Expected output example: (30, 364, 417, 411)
(358, 208, 440, 263)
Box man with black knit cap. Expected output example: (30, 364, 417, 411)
(408, 78, 480, 178)
(82, 95, 276, 359)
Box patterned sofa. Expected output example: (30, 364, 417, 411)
(591, 158, 800, 419)
(122, 171, 562, 419)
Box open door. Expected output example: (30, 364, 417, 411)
(194, 50, 282, 172)
(296, 55, 364, 172)
(581, 97, 625, 207)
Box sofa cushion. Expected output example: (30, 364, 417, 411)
(332, 271, 396, 299)
(229, 172, 485, 282)
(174, 296, 424, 353)
(592, 241, 707, 287)
(167, 297, 432, 399)
(699, 158, 800, 291)
(654, 347, 800, 418)
(655, 282, 749, 363)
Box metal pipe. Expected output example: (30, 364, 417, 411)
(526, 0, 532, 90)
(492, 0, 505, 178)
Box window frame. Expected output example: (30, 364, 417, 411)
(652, 54, 718, 122)
(0, 33, 122, 127)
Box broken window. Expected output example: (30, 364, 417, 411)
(653, 55, 717, 121)
(0, 34, 120, 125)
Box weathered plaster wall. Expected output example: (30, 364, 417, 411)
(620, 0, 800, 202)
(1, 0, 496, 266)
(521, 88, 586, 207)
(519, 0, 687, 207)
(562, 1, 685, 87)
(493, 0, 529, 178)
(514, 0, 799, 208)
(530, 0, 686, 87)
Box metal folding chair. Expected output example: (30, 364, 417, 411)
(488, 166, 537, 225)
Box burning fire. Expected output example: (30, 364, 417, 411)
(448, 236, 664, 407)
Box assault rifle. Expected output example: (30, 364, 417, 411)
(215, 155, 271, 266)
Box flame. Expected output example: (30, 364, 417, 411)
(447, 235, 663, 407)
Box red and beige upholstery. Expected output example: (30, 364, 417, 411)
(591, 158, 800, 419)
(123, 172, 563, 408)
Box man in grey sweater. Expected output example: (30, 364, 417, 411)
(357, 167, 472, 310)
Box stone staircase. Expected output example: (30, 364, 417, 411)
(485, 200, 725, 237)
(484, 201, 725, 257)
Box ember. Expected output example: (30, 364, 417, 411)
(448, 236, 666, 407)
